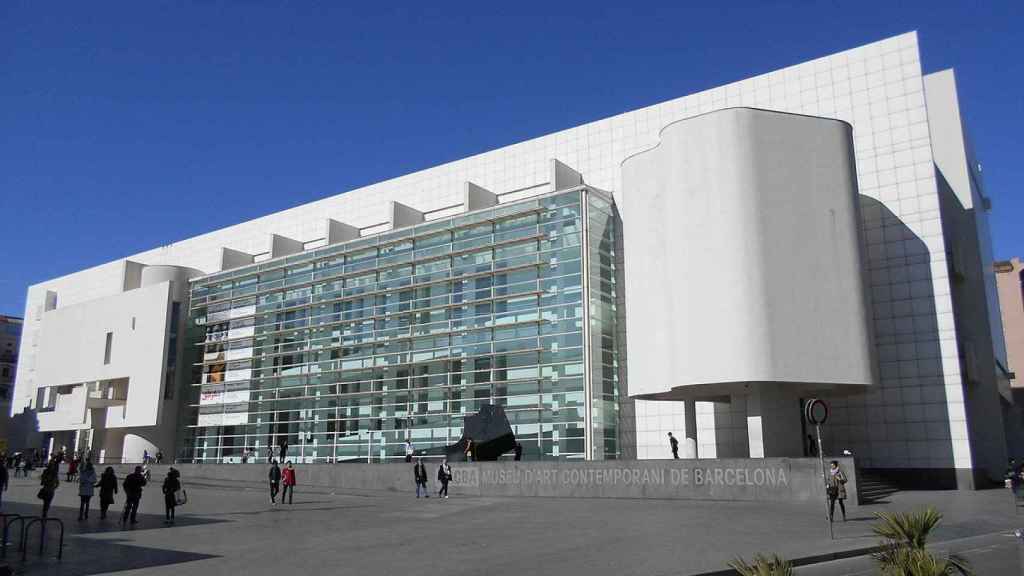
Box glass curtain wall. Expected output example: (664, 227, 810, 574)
(180, 188, 622, 463)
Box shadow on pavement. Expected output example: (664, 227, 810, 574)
(0, 502, 224, 575)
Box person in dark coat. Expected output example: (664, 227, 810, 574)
(38, 459, 60, 517)
(0, 460, 7, 509)
(162, 468, 182, 524)
(437, 458, 452, 499)
(414, 458, 429, 498)
(122, 466, 147, 525)
(281, 462, 296, 504)
(96, 467, 118, 519)
(278, 440, 289, 463)
(268, 460, 281, 504)
(668, 432, 679, 459)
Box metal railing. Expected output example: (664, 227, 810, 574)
(21, 517, 63, 561)
(0, 513, 23, 559)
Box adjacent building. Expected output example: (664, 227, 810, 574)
(12, 32, 1017, 488)
(0, 315, 23, 445)
(996, 258, 1023, 385)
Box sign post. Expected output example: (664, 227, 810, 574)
(805, 398, 832, 540)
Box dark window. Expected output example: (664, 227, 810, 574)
(103, 332, 113, 365)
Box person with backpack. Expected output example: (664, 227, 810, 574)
(77, 461, 97, 520)
(38, 459, 60, 517)
(122, 465, 147, 525)
(96, 467, 118, 520)
(414, 458, 429, 498)
(437, 458, 452, 499)
(268, 460, 282, 504)
(281, 461, 296, 505)
(162, 468, 182, 524)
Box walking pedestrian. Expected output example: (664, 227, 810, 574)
(0, 459, 7, 509)
(414, 458, 429, 498)
(78, 461, 97, 520)
(268, 460, 281, 504)
(826, 460, 848, 522)
(437, 458, 452, 499)
(122, 465, 147, 525)
(278, 440, 289, 463)
(156, 451, 164, 464)
(143, 450, 150, 465)
(668, 432, 679, 459)
(97, 467, 118, 520)
(66, 457, 78, 482)
(281, 461, 296, 504)
(162, 468, 182, 524)
(38, 459, 60, 517)
(404, 439, 414, 463)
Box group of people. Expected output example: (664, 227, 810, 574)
(23, 458, 186, 525)
(267, 460, 297, 504)
(141, 449, 165, 465)
(413, 457, 453, 499)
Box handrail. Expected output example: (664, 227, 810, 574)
(0, 513, 23, 558)
(22, 517, 64, 561)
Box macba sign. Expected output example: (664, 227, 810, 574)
(455, 465, 789, 488)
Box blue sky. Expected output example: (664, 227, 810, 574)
(1, 1, 1021, 317)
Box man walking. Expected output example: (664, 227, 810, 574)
(122, 465, 147, 525)
(668, 432, 679, 459)
(279, 439, 289, 463)
(414, 457, 429, 498)
(404, 438, 414, 463)
(268, 460, 281, 504)
(437, 458, 452, 499)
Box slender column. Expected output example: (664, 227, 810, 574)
(683, 399, 698, 458)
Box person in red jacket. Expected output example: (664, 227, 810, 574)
(281, 461, 296, 505)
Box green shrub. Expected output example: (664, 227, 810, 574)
(872, 508, 972, 576)
(727, 554, 794, 576)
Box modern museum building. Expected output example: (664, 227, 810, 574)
(11, 32, 1017, 489)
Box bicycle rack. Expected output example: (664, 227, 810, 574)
(21, 517, 63, 561)
(0, 514, 23, 559)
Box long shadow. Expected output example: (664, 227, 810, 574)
(823, 196, 956, 490)
(0, 501, 225, 575)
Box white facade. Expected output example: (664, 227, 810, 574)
(14, 32, 1014, 486)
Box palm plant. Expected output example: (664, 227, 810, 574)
(727, 554, 793, 576)
(872, 508, 972, 575)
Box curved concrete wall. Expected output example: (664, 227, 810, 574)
(621, 108, 876, 400)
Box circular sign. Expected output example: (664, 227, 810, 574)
(805, 398, 829, 425)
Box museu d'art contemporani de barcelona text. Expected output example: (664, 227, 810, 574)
(12, 31, 1019, 497)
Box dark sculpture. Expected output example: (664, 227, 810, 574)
(445, 404, 516, 462)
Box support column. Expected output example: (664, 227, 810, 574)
(683, 399, 698, 458)
(744, 384, 804, 458)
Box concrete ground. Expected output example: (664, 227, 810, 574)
(0, 470, 1022, 575)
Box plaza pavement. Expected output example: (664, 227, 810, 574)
(0, 468, 1021, 575)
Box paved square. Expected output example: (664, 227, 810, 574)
(0, 470, 1021, 575)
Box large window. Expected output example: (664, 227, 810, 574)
(181, 188, 622, 464)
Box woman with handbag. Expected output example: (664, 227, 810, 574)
(162, 467, 183, 524)
(826, 460, 848, 522)
(38, 459, 60, 517)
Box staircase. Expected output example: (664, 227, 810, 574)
(858, 472, 900, 503)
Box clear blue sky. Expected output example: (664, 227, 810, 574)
(1, 1, 1021, 317)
